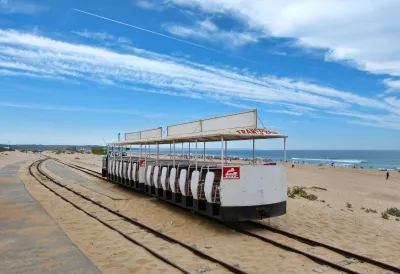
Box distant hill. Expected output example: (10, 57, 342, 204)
(0, 144, 105, 151)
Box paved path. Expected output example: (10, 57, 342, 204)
(0, 161, 101, 274)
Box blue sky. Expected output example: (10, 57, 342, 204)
(1, 0, 400, 149)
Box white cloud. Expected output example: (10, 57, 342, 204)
(350, 120, 400, 130)
(327, 110, 400, 130)
(0, 68, 68, 81)
(0, 0, 47, 14)
(265, 109, 303, 116)
(383, 78, 400, 93)
(0, 101, 164, 118)
(72, 30, 114, 40)
(167, 0, 400, 77)
(136, 0, 159, 10)
(72, 30, 131, 44)
(163, 19, 260, 48)
(0, 29, 398, 130)
(384, 97, 400, 109)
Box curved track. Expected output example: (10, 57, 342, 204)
(246, 221, 400, 273)
(48, 157, 400, 274)
(29, 158, 246, 274)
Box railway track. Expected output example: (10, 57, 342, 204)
(229, 222, 400, 274)
(47, 157, 400, 274)
(245, 221, 400, 274)
(29, 158, 245, 274)
(49, 157, 105, 179)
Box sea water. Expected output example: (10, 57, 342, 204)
(126, 148, 400, 170)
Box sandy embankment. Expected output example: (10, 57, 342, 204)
(2, 150, 400, 272)
(46, 151, 400, 266)
(0, 150, 37, 167)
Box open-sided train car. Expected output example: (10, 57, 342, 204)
(102, 109, 288, 222)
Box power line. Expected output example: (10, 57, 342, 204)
(72, 8, 264, 66)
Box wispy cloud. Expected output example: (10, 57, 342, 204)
(0, 101, 164, 118)
(136, 0, 160, 10)
(0, 0, 47, 14)
(327, 110, 400, 130)
(72, 8, 223, 55)
(383, 78, 400, 94)
(163, 19, 261, 48)
(167, 0, 400, 78)
(265, 109, 303, 116)
(72, 30, 131, 44)
(0, 29, 398, 130)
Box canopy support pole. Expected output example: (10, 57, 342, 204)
(173, 141, 175, 167)
(156, 143, 159, 166)
(221, 136, 224, 168)
(106, 144, 109, 168)
(203, 142, 206, 162)
(284, 137, 287, 165)
(169, 144, 171, 159)
(225, 140, 228, 165)
(182, 143, 183, 159)
(195, 139, 198, 170)
(188, 142, 191, 165)
(252, 139, 255, 164)
(144, 144, 147, 164)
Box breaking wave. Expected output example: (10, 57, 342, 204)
(291, 158, 367, 164)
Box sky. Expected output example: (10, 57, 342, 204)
(1, 0, 400, 149)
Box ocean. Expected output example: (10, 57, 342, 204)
(125, 148, 400, 171)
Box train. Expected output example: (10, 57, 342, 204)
(101, 110, 288, 222)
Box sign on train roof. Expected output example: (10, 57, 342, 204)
(167, 109, 257, 136)
(109, 109, 287, 146)
(125, 127, 162, 141)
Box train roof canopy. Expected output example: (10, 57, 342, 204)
(109, 128, 287, 146)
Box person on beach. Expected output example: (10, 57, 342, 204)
(386, 171, 389, 180)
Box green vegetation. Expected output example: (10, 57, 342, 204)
(346, 202, 352, 209)
(287, 186, 318, 201)
(92, 148, 107, 155)
(385, 207, 400, 218)
(365, 208, 377, 213)
(381, 212, 389, 219)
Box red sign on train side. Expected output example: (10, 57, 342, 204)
(139, 160, 146, 167)
(223, 167, 240, 180)
(235, 128, 278, 135)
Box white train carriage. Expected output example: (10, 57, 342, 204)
(102, 110, 288, 222)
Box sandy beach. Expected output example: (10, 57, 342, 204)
(1, 150, 399, 273)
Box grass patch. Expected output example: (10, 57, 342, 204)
(365, 208, 377, 213)
(92, 148, 107, 155)
(287, 186, 318, 201)
(381, 212, 389, 219)
(385, 207, 400, 218)
(346, 202, 352, 209)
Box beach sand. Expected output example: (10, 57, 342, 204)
(2, 150, 400, 273)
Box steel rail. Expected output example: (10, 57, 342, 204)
(247, 221, 400, 274)
(49, 158, 400, 274)
(30, 159, 246, 274)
